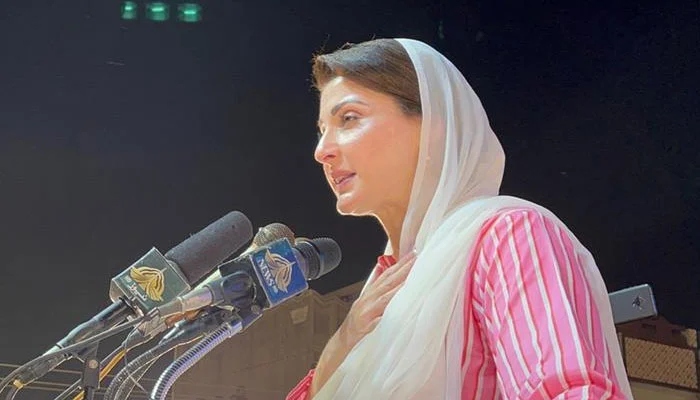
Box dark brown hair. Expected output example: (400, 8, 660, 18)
(311, 38, 422, 116)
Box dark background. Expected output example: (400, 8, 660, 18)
(0, 0, 698, 397)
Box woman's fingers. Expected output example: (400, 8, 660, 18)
(368, 252, 416, 295)
(361, 257, 416, 322)
(365, 250, 417, 286)
(359, 281, 402, 320)
(340, 251, 419, 347)
(364, 316, 382, 334)
(396, 249, 418, 268)
(374, 280, 405, 310)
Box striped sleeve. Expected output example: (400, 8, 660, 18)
(285, 369, 314, 400)
(472, 208, 627, 399)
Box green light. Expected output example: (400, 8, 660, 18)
(178, 3, 202, 23)
(121, 1, 137, 20)
(146, 2, 170, 21)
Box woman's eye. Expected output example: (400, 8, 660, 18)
(341, 113, 358, 124)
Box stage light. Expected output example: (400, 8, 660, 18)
(178, 3, 202, 23)
(146, 2, 170, 22)
(121, 1, 137, 20)
(120, 1, 202, 23)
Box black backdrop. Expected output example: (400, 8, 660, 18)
(0, 1, 697, 396)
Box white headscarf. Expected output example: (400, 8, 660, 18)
(314, 38, 632, 399)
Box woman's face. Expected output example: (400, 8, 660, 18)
(315, 76, 422, 219)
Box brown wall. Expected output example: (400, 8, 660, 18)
(170, 285, 699, 400)
(172, 290, 350, 400)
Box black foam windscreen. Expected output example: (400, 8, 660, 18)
(296, 237, 341, 280)
(165, 211, 253, 284)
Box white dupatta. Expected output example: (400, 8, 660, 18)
(314, 38, 632, 399)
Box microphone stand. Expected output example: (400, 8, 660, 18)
(79, 346, 100, 400)
(53, 345, 125, 400)
(7, 298, 134, 394)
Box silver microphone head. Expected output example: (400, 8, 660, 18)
(252, 223, 295, 247)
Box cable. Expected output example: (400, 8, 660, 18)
(106, 307, 237, 400)
(105, 350, 162, 400)
(151, 320, 242, 400)
(0, 316, 143, 394)
(0, 370, 283, 398)
(3, 386, 18, 400)
(98, 349, 125, 385)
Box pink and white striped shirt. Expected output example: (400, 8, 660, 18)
(287, 207, 627, 399)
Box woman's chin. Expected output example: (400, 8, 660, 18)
(335, 193, 365, 216)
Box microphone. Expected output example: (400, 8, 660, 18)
(126, 222, 295, 344)
(292, 237, 342, 281)
(108, 211, 254, 311)
(147, 237, 341, 320)
(147, 237, 341, 400)
(249, 223, 295, 251)
(12, 211, 253, 389)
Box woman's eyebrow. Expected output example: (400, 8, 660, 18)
(317, 99, 369, 129)
(330, 99, 368, 116)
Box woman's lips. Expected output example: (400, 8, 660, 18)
(335, 173, 355, 189)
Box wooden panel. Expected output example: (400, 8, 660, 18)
(625, 337, 698, 390)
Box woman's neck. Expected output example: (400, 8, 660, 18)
(375, 208, 406, 256)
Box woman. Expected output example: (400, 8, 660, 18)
(287, 38, 632, 399)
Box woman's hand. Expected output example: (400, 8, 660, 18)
(336, 250, 417, 349)
(309, 250, 417, 397)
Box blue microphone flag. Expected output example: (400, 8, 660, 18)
(249, 238, 308, 307)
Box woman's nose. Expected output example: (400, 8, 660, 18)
(314, 131, 339, 164)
